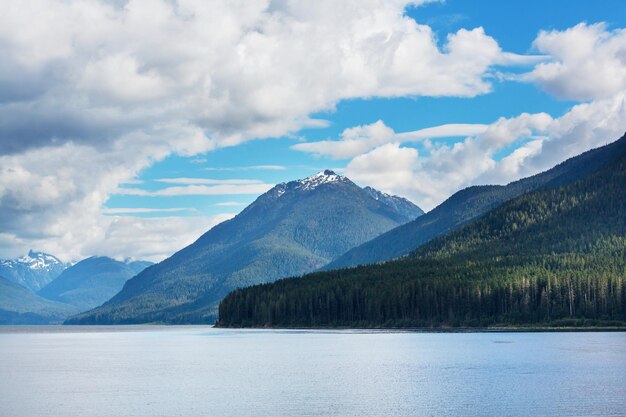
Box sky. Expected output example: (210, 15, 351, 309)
(1, 0, 625, 262)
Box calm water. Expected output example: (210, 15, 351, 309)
(0, 327, 625, 417)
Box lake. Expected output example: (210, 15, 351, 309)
(0, 327, 625, 417)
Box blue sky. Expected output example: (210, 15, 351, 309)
(1, 0, 625, 260)
(108, 0, 625, 220)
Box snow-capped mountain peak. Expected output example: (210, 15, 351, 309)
(297, 169, 345, 190)
(0, 251, 69, 291)
(15, 250, 64, 271)
(259, 170, 422, 223)
(266, 169, 350, 199)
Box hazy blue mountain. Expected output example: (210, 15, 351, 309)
(38, 257, 153, 311)
(67, 170, 423, 324)
(0, 251, 69, 291)
(0, 276, 78, 324)
(218, 133, 626, 328)
(325, 133, 626, 270)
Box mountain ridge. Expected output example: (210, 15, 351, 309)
(67, 171, 423, 324)
(38, 256, 153, 311)
(218, 134, 626, 328)
(324, 133, 626, 270)
(0, 251, 69, 291)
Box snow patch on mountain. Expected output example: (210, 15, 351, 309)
(265, 169, 423, 221)
(0, 251, 70, 291)
(12, 251, 64, 271)
(269, 170, 350, 198)
(298, 170, 345, 190)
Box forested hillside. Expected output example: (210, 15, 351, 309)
(218, 140, 626, 328)
(325, 134, 626, 270)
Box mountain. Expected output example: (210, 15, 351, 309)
(0, 251, 69, 291)
(67, 170, 423, 324)
(218, 134, 626, 328)
(325, 134, 626, 270)
(362, 186, 424, 219)
(0, 275, 79, 324)
(38, 257, 153, 311)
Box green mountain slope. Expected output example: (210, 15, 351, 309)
(0, 276, 79, 324)
(325, 134, 626, 270)
(38, 257, 152, 311)
(218, 136, 626, 328)
(67, 171, 423, 324)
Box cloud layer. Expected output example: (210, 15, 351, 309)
(293, 23, 626, 211)
(0, 2, 624, 262)
(339, 93, 626, 210)
(0, 0, 517, 155)
(526, 23, 626, 100)
(0, 0, 524, 261)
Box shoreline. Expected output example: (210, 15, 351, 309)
(214, 325, 626, 332)
(1, 323, 625, 333)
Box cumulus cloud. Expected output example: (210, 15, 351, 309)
(344, 94, 626, 210)
(78, 214, 235, 262)
(0, 133, 226, 261)
(340, 22, 626, 210)
(2, 4, 618, 262)
(524, 23, 626, 100)
(0, 0, 518, 155)
(1, 0, 528, 260)
(346, 143, 419, 190)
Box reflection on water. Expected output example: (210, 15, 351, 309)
(1, 327, 625, 417)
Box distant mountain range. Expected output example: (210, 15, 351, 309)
(218, 133, 626, 328)
(67, 170, 423, 324)
(0, 254, 152, 324)
(38, 257, 153, 311)
(0, 251, 69, 291)
(325, 133, 626, 270)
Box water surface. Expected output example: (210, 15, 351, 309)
(1, 327, 625, 416)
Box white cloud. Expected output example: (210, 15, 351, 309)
(292, 120, 490, 159)
(3, 6, 620, 262)
(345, 95, 626, 211)
(0, 0, 525, 155)
(0, 210, 235, 263)
(1, 0, 529, 260)
(346, 143, 418, 190)
(80, 54, 172, 103)
(395, 123, 490, 141)
(0, 138, 236, 261)
(524, 23, 626, 100)
(79, 214, 235, 263)
(0, 128, 221, 261)
(292, 120, 395, 159)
